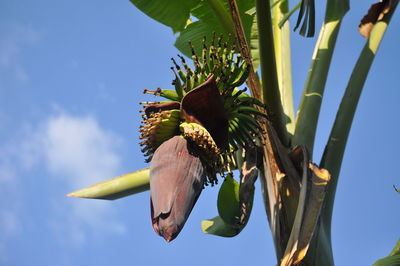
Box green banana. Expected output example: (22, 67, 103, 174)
(236, 113, 261, 134)
(178, 55, 194, 77)
(232, 117, 254, 144)
(167, 109, 181, 119)
(227, 57, 245, 85)
(159, 90, 179, 101)
(236, 105, 268, 118)
(186, 75, 195, 92)
(228, 128, 241, 149)
(229, 119, 246, 146)
(171, 69, 184, 99)
(142, 89, 180, 101)
(224, 88, 247, 112)
(171, 58, 187, 83)
(230, 64, 250, 88)
(235, 95, 266, 108)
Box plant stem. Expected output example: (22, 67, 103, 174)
(256, 0, 288, 146)
(305, 2, 398, 264)
(292, 20, 342, 154)
(271, 0, 295, 137)
(292, 0, 349, 154)
(320, 1, 399, 240)
(227, 0, 261, 100)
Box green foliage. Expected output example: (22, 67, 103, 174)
(373, 239, 400, 266)
(132, 0, 254, 58)
(130, 0, 199, 33)
(70, 0, 399, 264)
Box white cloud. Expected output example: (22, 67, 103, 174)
(0, 112, 126, 248)
(41, 113, 126, 244)
(43, 114, 121, 187)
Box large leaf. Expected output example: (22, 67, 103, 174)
(373, 239, 400, 266)
(130, 0, 199, 33)
(175, 0, 254, 58)
(67, 168, 150, 200)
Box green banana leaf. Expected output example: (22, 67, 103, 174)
(129, 0, 199, 33)
(176, 0, 254, 57)
(67, 168, 150, 200)
(130, 0, 254, 58)
(373, 239, 400, 266)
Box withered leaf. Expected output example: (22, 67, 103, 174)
(144, 101, 181, 118)
(359, 0, 392, 39)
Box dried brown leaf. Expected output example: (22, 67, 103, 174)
(359, 0, 392, 39)
(144, 101, 181, 117)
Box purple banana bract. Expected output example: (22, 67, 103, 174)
(150, 136, 205, 242)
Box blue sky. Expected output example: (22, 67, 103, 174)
(0, 1, 399, 265)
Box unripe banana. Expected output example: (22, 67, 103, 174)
(236, 105, 268, 118)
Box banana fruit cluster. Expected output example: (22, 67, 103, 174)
(144, 33, 249, 102)
(139, 108, 181, 162)
(180, 122, 220, 157)
(139, 35, 267, 181)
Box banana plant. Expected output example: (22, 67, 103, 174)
(68, 0, 399, 265)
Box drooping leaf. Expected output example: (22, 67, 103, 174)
(280, 145, 331, 266)
(129, 0, 199, 33)
(294, 0, 315, 37)
(292, 164, 331, 264)
(67, 168, 150, 200)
